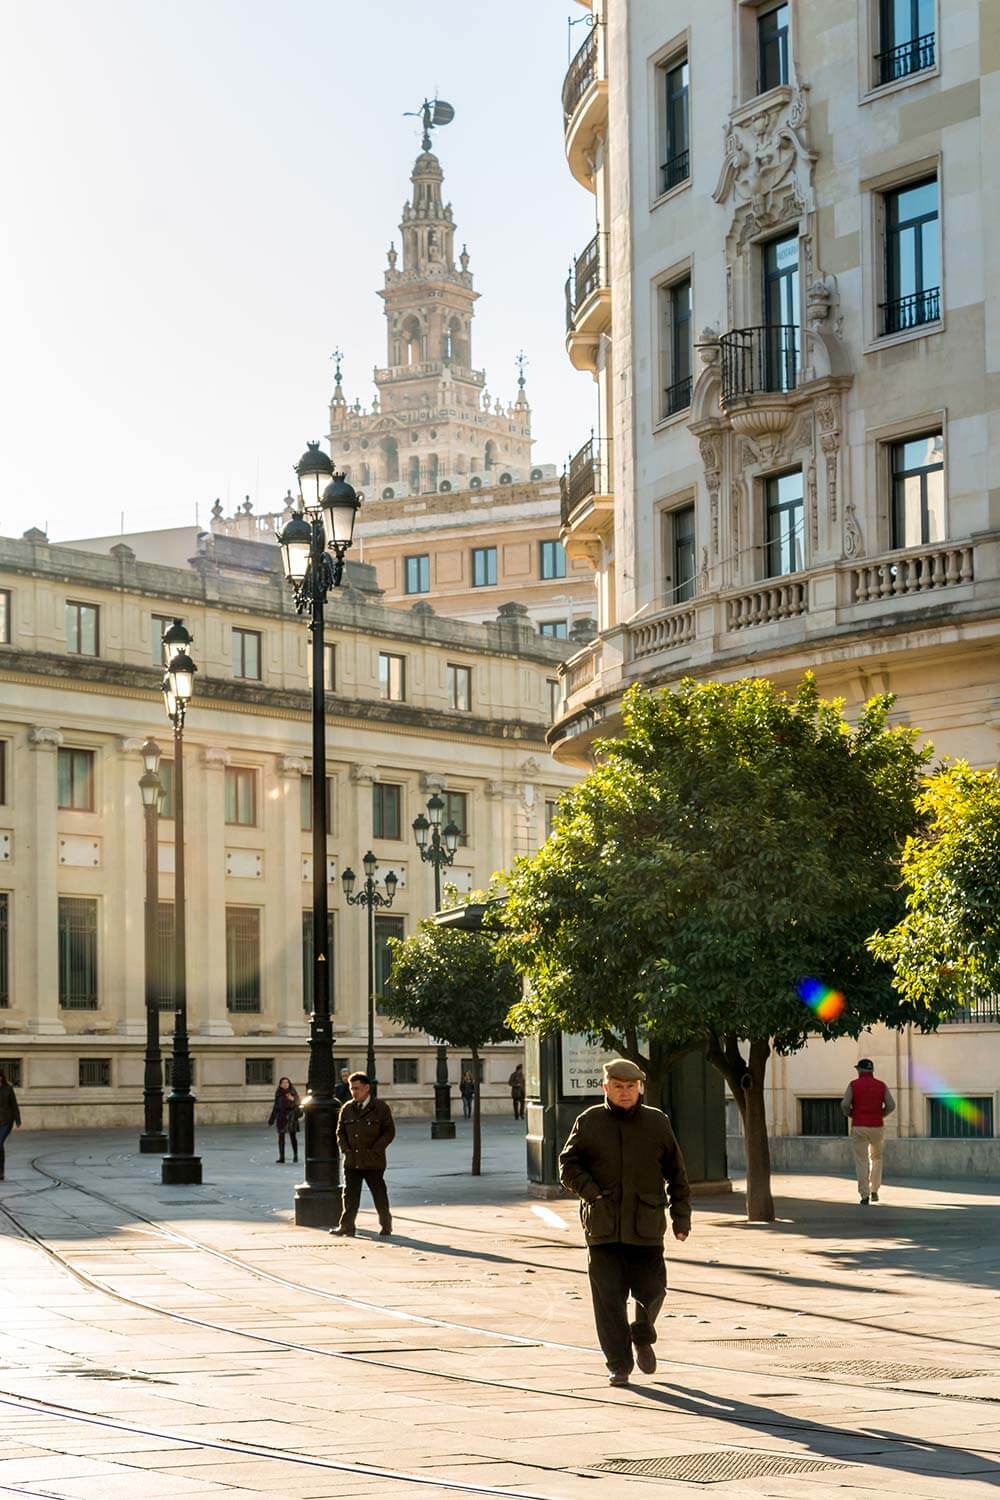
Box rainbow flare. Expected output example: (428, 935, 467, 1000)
(910, 1062, 986, 1128)
(797, 977, 846, 1023)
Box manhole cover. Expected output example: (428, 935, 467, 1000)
(796, 1360, 976, 1381)
(590, 1451, 850, 1483)
(698, 1338, 839, 1351)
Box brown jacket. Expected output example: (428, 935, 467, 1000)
(337, 1096, 396, 1170)
(559, 1100, 691, 1246)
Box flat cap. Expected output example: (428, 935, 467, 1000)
(603, 1058, 646, 1083)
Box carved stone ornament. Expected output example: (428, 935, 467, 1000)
(713, 86, 817, 239)
(349, 763, 376, 784)
(844, 500, 864, 558)
(278, 755, 308, 777)
(821, 432, 840, 523)
(29, 725, 63, 749)
(699, 437, 722, 556)
(202, 747, 230, 769)
(806, 459, 818, 551)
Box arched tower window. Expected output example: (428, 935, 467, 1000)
(401, 316, 422, 367)
(427, 453, 439, 490)
(409, 455, 421, 492)
(381, 437, 399, 483)
(446, 316, 467, 367)
(484, 440, 497, 470)
(359, 462, 371, 487)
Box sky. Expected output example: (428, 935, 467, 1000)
(0, 0, 595, 542)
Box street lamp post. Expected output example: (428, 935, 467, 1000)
(342, 854, 398, 1096)
(160, 621, 201, 1185)
(277, 444, 361, 1227)
(138, 737, 167, 1154)
(412, 793, 461, 1139)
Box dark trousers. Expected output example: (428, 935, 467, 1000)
(341, 1167, 391, 1230)
(276, 1127, 298, 1161)
(0, 1122, 11, 1178)
(587, 1243, 666, 1372)
(511, 1093, 525, 1119)
(461, 1096, 472, 1118)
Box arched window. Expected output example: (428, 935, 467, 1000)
(409, 455, 421, 492)
(381, 437, 399, 483)
(447, 317, 467, 367)
(426, 453, 439, 490)
(401, 317, 421, 367)
(359, 462, 371, 487)
(484, 440, 497, 470)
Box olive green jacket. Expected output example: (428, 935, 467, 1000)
(559, 1101, 691, 1245)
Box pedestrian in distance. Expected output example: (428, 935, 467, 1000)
(0, 1068, 21, 1182)
(334, 1067, 351, 1104)
(331, 1072, 396, 1238)
(268, 1076, 301, 1164)
(508, 1063, 526, 1120)
(842, 1057, 896, 1204)
(560, 1058, 691, 1387)
(459, 1069, 475, 1119)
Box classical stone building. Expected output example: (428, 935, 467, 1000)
(0, 528, 576, 1127)
(554, 0, 1000, 1161)
(208, 139, 598, 637)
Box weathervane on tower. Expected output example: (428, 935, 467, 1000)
(404, 97, 456, 151)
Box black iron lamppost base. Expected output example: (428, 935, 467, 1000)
(139, 1133, 168, 1154)
(293, 1184, 344, 1227)
(162, 1155, 202, 1185)
(431, 1118, 456, 1140)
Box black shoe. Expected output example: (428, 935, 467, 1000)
(860, 1195, 870, 1205)
(870, 1191, 879, 1203)
(330, 1226, 355, 1237)
(608, 1369, 631, 1387)
(276, 1158, 284, 1164)
(634, 1344, 657, 1375)
(379, 1224, 392, 1237)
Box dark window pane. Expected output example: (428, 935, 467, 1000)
(79, 1058, 111, 1086)
(671, 504, 697, 603)
(890, 431, 944, 548)
(0, 1056, 21, 1086)
(154, 901, 175, 1010)
(245, 1057, 274, 1086)
(301, 910, 336, 1012)
(928, 1096, 993, 1139)
(800, 1098, 848, 1135)
(472, 547, 498, 587)
(540, 540, 567, 580)
(225, 907, 261, 1011)
(662, 56, 690, 191)
(374, 914, 405, 1004)
(884, 178, 939, 333)
(445, 790, 468, 845)
(539, 620, 568, 639)
(405, 555, 430, 594)
(58, 897, 98, 1009)
(393, 1057, 418, 1084)
(0, 740, 7, 806)
(232, 628, 261, 679)
(373, 783, 402, 841)
(765, 470, 805, 577)
(758, 3, 790, 91)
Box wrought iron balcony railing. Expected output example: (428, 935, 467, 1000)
(560, 435, 612, 526)
(660, 148, 690, 195)
(720, 325, 799, 403)
(565, 232, 608, 330)
(662, 375, 692, 419)
(941, 996, 1000, 1025)
(875, 31, 935, 86)
(562, 28, 598, 125)
(880, 286, 940, 336)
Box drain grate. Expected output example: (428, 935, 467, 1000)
(698, 1337, 840, 1351)
(590, 1451, 850, 1483)
(796, 1360, 977, 1382)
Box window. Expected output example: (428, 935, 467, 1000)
(224, 767, 257, 827)
(151, 614, 175, 666)
(758, 3, 790, 92)
(245, 1058, 274, 1086)
(307, 643, 337, 691)
(404, 555, 430, 595)
(890, 432, 944, 549)
(65, 601, 99, 657)
(540, 620, 568, 639)
(0, 1058, 21, 1087)
(59, 898, 98, 1009)
(540, 540, 567, 580)
(57, 748, 95, 812)
(374, 915, 405, 1003)
(670, 505, 697, 603)
(225, 907, 261, 1012)
(300, 775, 334, 833)
(547, 679, 560, 721)
(472, 546, 498, 588)
(393, 1057, 419, 1085)
(447, 663, 471, 712)
(460, 1056, 484, 1083)
(154, 901, 175, 1011)
(0, 894, 7, 1007)
(799, 1098, 848, 1136)
(876, 0, 935, 86)
(882, 177, 940, 335)
(378, 652, 405, 702)
(445, 790, 469, 846)
(928, 1096, 993, 1140)
(79, 1058, 111, 1087)
(302, 911, 336, 1012)
(0, 590, 10, 644)
(763, 234, 799, 391)
(661, 277, 692, 418)
(232, 627, 262, 680)
(0, 740, 6, 804)
(660, 55, 690, 194)
(765, 471, 805, 577)
(544, 799, 557, 840)
(373, 782, 402, 840)
(156, 759, 174, 819)
(164, 1056, 197, 1087)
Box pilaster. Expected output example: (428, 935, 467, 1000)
(115, 738, 148, 1036)
(195, 746, 233, 1036)
(27, 726, 64, 1034)
(277, 756, 308, 1037)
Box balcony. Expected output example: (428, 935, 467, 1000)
(562, 27, 607, 192)
(373, 360, 486, 387)
(560, 435, 612, 528)
(879, 286, 940, 337)
(726, 577, 807, 632)
(660, 148, 690, 197)
(717, 325, 800, 449)
(565, 231, 611, 373)
(849, 541, 973, 606)
(875, 31, 935, 87)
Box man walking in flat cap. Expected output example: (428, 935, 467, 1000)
(560, 1058, 691, 1386)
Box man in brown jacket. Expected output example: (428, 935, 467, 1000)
(331, 1072, 396, 1238)
(560, 1058, 691, 1385)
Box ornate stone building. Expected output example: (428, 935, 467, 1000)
(554, 0, 1000, 1163)
(0, 528, 576, 1126)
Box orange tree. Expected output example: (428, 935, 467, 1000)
(499, 676, 928, 1221)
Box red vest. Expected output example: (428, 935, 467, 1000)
(851, 1073, 887, 1127)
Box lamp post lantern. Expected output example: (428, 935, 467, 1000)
(278, 445, 361, 1226)
(342, 854, 397, 1096)
(138, 738, 167, 1153)
(412, 792, 461, 1138)
(160, 622, 201, 1185)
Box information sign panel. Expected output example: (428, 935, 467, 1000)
(559, 1033, 607, 1098)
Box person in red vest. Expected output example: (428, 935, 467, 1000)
(841, 1058, 896, 1204)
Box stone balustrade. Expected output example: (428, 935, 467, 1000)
(628, 606, 697, 661)
(562, 641, 602, 697)
(850, 543, 974, 604)
(725, 579, 807, 632)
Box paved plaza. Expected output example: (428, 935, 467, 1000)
(0, 1119, 998, 1498)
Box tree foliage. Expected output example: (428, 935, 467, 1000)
(870, 762, 1000, 1014)
(499, 676, 929, 1219)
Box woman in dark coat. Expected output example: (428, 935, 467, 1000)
(0, 1068, 21, 1182)
(268, 1077, 301, 1163)
(459, 1070, 475, 1119)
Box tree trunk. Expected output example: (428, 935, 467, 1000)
(471, 1044, 481, 1176)
(743, 1038, 774, 1222)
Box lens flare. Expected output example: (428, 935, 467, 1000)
(910, 1062, 985, 1128)
(797, 977, 846, 1023)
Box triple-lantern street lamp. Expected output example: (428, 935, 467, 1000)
(413, 794, 461, 1140)
(342, 855, 398, 1097)
(276, 443, 361, 1226)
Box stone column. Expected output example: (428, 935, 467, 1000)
(344, 764, 375, 1038)
(27, 727, 65, 1034)
(116, 739, 148, 1036)
(193, 747, 233, 1036)
(277, 756, 309, 1037)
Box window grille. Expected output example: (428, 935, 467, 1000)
(301, 911, 336, 1012)
(0, 1057, 21, 1087)
(928, 1096, 993, 1139)
(393, 1058, 419, 1085)
(164, 1056, 196, 1087)
(799, 1098, 848, 1136)
(58, 897, 98, 1009)
(374, 915, 405, 1007)
(78, 1058, 111, 1087)
(245, 1058, 274, 1086)
(225, 907, 261, 1012)
(154, 901, 175, 1011)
